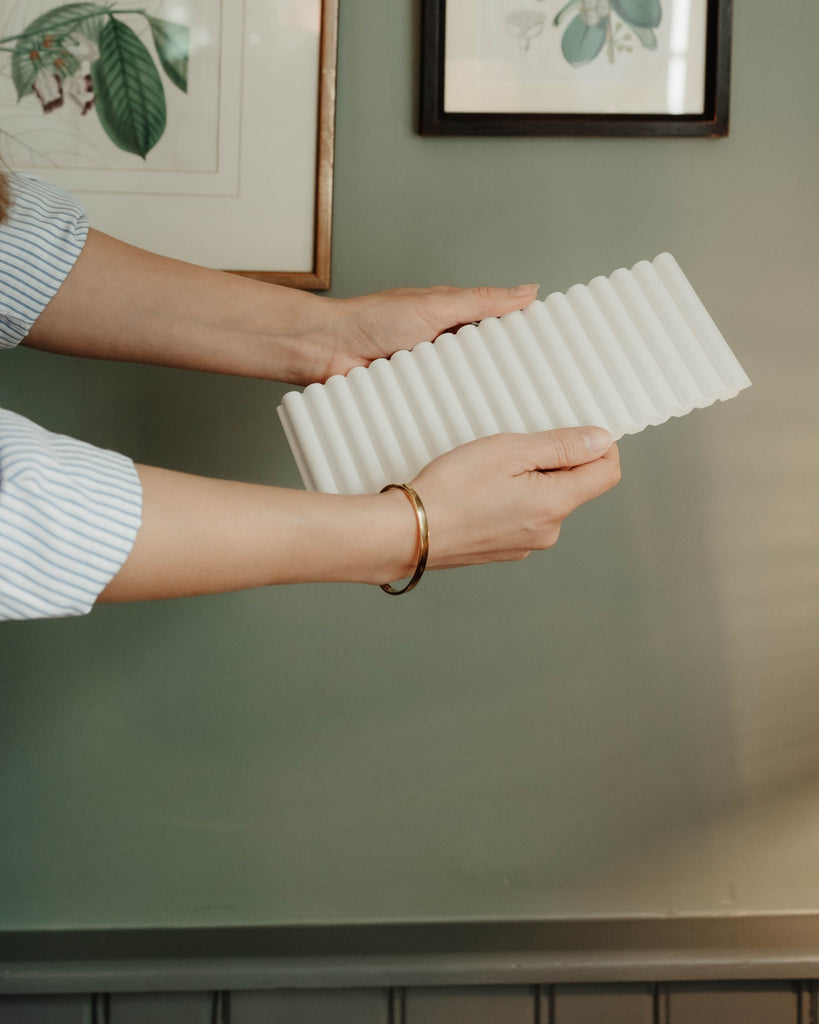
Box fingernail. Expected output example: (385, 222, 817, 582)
(511, 283, 539, 296)
(583, 428, 613, 454)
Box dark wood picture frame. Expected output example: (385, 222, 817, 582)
(421, 0, 731, 138)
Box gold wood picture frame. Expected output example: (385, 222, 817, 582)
(0, 0, 339, 289)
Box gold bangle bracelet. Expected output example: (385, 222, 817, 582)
(379, 483, 429, 595)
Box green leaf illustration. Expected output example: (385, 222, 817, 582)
(11, 2, 107, 99)
(610, 0, 662, 29)
(91, 16, 166, 158)
(633, 25, 658, 49)
(561, 14, 608, 66)
(147, 15, 189, 93)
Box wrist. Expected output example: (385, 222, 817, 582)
(246, 287, 336, 385)
(274, 488, 420, 586)
(354, 488, 420, 586)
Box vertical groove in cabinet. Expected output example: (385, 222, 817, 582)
(388, 988, 405, 1024)
(655, 982, 671, 1024)
(797, 979, 818, 1024)
(96, 993, 110, 1024)
(532, 983, 548, 1024)
(534, 984, 552, 1024)
(213, 991, 228, 1024)
(796, 981, 807, 1024)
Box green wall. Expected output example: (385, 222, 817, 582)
(2, 2, 818, 931)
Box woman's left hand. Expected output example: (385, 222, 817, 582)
(306, 283, 540, 383)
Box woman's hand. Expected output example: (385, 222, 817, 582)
(409, 426, 620, 571)
(310, 283, 540, 383)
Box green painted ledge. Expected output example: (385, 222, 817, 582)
(3, 915, 819, 994)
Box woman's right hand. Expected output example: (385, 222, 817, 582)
(409, 426, 620, 570)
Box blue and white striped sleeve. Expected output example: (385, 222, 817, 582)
(0, 410, 142, 620)
(0, 172, 89, 348)
(0, 174, 143, 620)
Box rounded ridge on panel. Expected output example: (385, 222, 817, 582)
(304, 378, 364, 495)
(436, 329, 504, 438)
(368, 356, 432, 481)
(346, 365, 405, 489)
(414, 337, 475, 449)
(565, 280, 649, 429)
(277, 405, 316, 492)
(390, 347, 447, 462)
(465, 317, 529, 433)
(477, 313, 539, 432)
(543, 288, 620, 430)
(279, 389, 338, 494)
(325, 373, 385, 494)
(521, 299, 587, 427)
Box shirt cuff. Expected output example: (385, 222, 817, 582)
(0, 409, 142, 620)
(0, 173, 89, 350)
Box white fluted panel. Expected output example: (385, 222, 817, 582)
(278, 254, 751, 495)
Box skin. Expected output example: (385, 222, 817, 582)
(25, 229, 621, 601)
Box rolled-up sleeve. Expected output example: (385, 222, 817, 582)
(0, 172, 89, 349)
(0, 410, 142, 619)
(0, 174, 143, 620)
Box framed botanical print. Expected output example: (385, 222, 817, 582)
(0, 0, 338, 288)
(421, 0, 731, 137)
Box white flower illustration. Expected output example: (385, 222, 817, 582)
(66, 72, 95, 115)
(63, 32, 100, 63)
(506, 10, 547, 51)
(32, 68, 63, 112)
(578, 0, 611, 26)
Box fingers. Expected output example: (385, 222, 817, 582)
(504, 443, 619, 557)
(424, 283, 540, 335)
(409, 428, 620, 570)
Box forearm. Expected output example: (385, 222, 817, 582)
(98, 465, 418, 602)
(25, 229, 336, 384)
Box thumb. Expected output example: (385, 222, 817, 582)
(524, 426, 614, 472)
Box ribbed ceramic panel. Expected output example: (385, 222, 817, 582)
(278, 253, 750, 495)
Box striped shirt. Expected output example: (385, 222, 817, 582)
(0, 173, 142, 620)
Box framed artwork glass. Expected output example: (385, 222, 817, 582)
(0, 0, 338, 288)
(421, 0, 731, 137)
